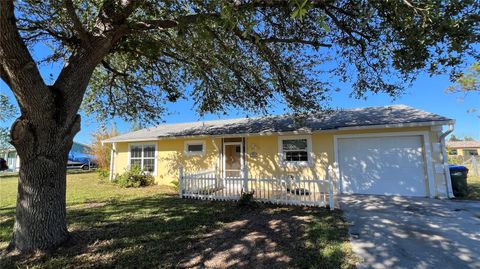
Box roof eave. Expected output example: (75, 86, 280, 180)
(335, 119, 454, 131)
(102, 137, 159, 144)
(102, 120, 453, 143)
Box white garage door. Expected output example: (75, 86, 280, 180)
(338, 135, 427, 196)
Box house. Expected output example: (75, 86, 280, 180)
(446, 141, 480, 156)
(0, 141, 92, 172)
(103, 105, 455, 198)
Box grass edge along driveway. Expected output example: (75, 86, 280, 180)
(0, 172, 356, 268)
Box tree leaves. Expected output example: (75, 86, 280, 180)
(0, 127, 10, 150)
(447, 62, 480, 93)
(0, 94, 15, 122)
(291, 0, 311, 21)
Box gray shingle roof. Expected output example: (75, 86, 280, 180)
(103, 105, 452, 143)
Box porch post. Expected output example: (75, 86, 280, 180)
(243, 163, 248, 192)
(214, 163, 219, 189)
(178, 165, 184, 198)
(328, 166, 335, 211)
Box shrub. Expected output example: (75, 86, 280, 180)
(88, 126, 119, 171)
(448, 155, 463, 165)
(97, 168, 110, 181)
(114, 166, 155, 188)
(170, 180, 179, 192)
(237, 190, 257, 208)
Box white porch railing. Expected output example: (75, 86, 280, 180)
(178, 166, 335, 210)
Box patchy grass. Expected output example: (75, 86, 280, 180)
(0, 173, 355, 268)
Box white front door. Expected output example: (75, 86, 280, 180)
(223, 142, 243, 178)
(338, 135, 428, 197)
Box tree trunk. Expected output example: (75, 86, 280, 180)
(9, 113, 81, 252)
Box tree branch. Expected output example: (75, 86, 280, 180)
(129, 19, 179, 31)
(323, 9, 372, 42)
(129, 12, 222, 31)
(260, 37, 331, 47)
(0, 65, 12, 88)
(54, 1, 141, 119)
(101, 60, 128, 77)
(0, 0, 50, 117)
(231, 26, 290, 92)
(64, 0, 90, 44)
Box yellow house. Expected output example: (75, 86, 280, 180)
(103, 105, 456, 198)
(446, 141, 480, 157)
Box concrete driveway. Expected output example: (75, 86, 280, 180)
(340, 195, 480, 269)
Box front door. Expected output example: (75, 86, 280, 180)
(223, 142, 243, 178)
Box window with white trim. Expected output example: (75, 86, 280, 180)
(184, 141, 205, 155)
(279, 136, 312, 165)
(129, 144, 156, 173)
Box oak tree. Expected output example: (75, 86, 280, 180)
(0, 0, 478, 253)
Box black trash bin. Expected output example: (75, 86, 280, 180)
(0, 158, 7, 171)
(449, 165, 469, 197)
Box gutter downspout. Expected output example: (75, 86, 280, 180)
(439, 123, 455, 198)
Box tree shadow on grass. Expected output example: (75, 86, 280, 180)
(1, 195, 354, 268)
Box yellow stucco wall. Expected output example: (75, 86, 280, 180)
(112, 126, 450, 197)
(453, 148, 480, 156)
(113, 138, 221, 185)
(246, 133, 332, 179)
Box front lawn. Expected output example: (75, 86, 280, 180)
(466, 173, 480, 200)
(0, 173, 356, 268)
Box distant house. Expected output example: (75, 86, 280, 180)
(446, 141, 480, 156)
(103, 105, 455, 198)
(0, 142, 92, 172)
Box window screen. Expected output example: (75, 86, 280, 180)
(129, 144, 156, 173)
(187, 144, 203, 152)
(282, 139, 309, 162)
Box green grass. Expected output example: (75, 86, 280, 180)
(466, 173, 480, 200)
(0, 173, 355, 268)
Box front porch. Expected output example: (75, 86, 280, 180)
(178, 166, 336, 209)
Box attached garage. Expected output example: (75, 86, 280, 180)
(335, 132, 435, 197)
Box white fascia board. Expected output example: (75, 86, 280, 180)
(335, 120, 454, 131)
(101, 120, 452, 143)
(102, 137, 159, 144)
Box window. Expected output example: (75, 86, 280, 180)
(184, 141, 205, 155)
(279, 136, 312, 166)
(465, 149, 479, 156)
(129, 144, 156, 174)
(448, 148, 457, 155)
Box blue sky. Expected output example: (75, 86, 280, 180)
(1, 45, 479, 145)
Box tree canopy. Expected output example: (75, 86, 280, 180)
(449, 134, 460, 141)
(12, 0, 479, 124)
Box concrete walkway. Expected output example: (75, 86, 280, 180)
(340, 195, 480, 269)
